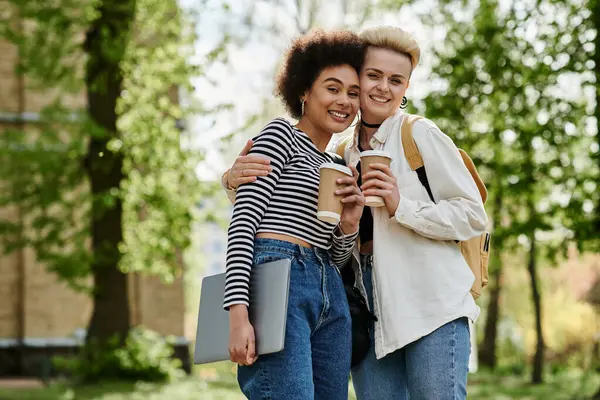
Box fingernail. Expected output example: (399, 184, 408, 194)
(335, 190, 341, 194)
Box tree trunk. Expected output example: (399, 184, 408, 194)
(84, 0, 136, 347)
(479, 132, 504, 370)
(527, 232, 545, 384)
(479, 251, 501, 369)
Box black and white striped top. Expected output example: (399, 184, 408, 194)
(224, 118, 359, 309)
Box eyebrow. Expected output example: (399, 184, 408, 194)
(365, 68, 407, 80)
(323, 77, 360, 90)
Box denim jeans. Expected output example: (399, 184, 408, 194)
(237, 238, 352, 400)
(351, 254, 470, 400)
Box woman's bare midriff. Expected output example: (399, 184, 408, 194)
(256, 232, 313, 248)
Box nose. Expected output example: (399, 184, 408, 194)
(336, 93, 351, 108)
(377, 79, 389, 92)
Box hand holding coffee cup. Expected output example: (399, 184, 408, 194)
(359, 150, 393, 207)
(335, 165, 365, 233)
(317, 163, 354, 224)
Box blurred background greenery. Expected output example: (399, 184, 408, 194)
(0, 0, 598, 398)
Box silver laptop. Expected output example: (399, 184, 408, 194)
(194, 258, 291, 364)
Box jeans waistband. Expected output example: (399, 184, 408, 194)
(254, 238, 330, 263)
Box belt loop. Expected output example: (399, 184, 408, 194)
(298, 245, 307, 259)
(361, 254, 373, 272)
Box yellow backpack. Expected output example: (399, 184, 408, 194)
(401, 115, 490, 299)
(335, 116, 491, 299)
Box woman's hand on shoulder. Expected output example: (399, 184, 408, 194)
(227, 140, 273, 189)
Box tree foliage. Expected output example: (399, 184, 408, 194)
(421, 0, 590, 382)
(0, 0, 199, 287)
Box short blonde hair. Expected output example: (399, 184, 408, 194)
(359, 26, 421, 70)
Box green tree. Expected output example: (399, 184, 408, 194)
(422, 0, 588, 383)
(583, 1, 599, 396)
(0, 0, 199, 362)
(569, 0, 599, 252)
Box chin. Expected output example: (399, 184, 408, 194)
(329, 121, 352, 133)
(364, 108, 390, 122)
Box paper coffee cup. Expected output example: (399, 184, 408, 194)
(360, 150, 392, 207)
(317, 163, 353, 224)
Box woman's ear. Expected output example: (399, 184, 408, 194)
(302, 89, 311, 102)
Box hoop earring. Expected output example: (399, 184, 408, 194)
(301, 100, 305, 116)
(400, 96, 408, 109)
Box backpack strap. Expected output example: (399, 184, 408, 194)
(458, 149, 488, 203)
(401, 115, 425, 170)
(401, 115, 435, 202)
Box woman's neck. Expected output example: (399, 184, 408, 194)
(361, 125, 378, 144)
(359, 113, 384, 149)
(296, 118, 332, 152)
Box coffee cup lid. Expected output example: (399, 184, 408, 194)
(359, 150, 392, 159)
(320, 162, 352, 176)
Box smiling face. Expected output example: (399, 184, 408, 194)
(301, 64, 361, 134)
(359, 46, 413, 124)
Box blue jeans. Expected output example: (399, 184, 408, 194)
(238, 238, 352, 400)
(351, 255, 470, 400)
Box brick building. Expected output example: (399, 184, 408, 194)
(0, 35, 189, 377)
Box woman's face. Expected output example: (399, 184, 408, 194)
(302, 64, 361, 134)
(359, 47, 412, 124)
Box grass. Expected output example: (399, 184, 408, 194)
(468, 369, 600, 400)
(1, 364, 599, 400)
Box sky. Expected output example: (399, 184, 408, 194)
(180, 0, 443, 181)
(180, 0, 591, 182)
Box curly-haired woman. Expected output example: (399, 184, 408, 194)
(223, 29, 366, 399)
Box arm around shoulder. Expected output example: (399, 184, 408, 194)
(220, 169, 237, 204)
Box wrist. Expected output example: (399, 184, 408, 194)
(388, 196, 400, 217)
(339, 221, 359, 235)
(229, 304, 249, 318)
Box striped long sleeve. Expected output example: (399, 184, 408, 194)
(223, 119, 294, 309)
(330, 228, 359, 268)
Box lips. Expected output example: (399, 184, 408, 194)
(328, 110, 349, 121)
(370, 95, 390, 104)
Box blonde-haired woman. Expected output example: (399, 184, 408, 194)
(224, 26, 487, 400)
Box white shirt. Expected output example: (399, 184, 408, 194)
(336, 110, 487, 359)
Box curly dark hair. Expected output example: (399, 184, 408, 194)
(275, 29, 366, 119)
